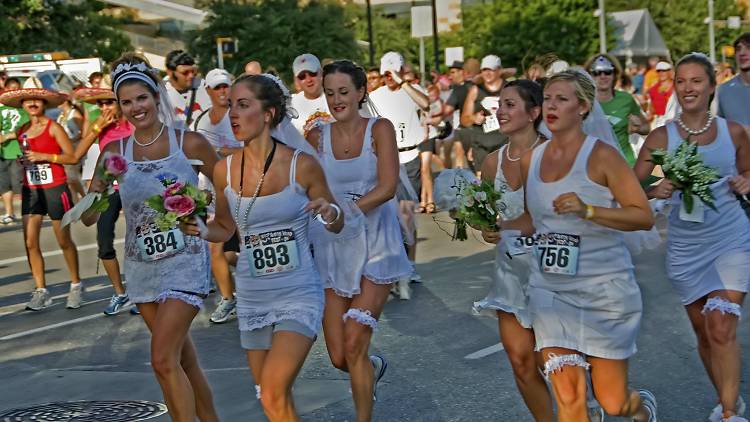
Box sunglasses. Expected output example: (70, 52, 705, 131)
(591, 70, 614, 76)
(297, 71, 318, 81)
(657, 69, 670, 73)
(97, 99, 116, 106)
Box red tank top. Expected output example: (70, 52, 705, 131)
(648, 83, 673, 116)
(20, 119, 67, 189)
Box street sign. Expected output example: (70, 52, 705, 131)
(445, 47, 464, 66)
(728, 16, 742, 29)
(411, 6, 433, 38)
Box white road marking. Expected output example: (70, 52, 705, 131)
(0, 313, 105, 341)
(0, 238, 124, 266)
(464, 343, 504, 360)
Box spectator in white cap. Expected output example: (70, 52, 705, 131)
(646, 61, 674, 125)
(459, 54, 510, 174)
(290, 53, 333, 135)
(368, 51, 430, 299)
(192, 68, 243, 325)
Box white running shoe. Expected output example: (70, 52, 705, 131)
(210, 297, 237, 324)
(710, 397, 747, 422)
(66, 284, 84, 309)
(26, 288, 52, 311)
(398, 279, 411, 300)
(369, 355, 387, 401)
(637, 389, 657, 422)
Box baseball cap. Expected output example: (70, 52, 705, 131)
(449, 60, 464, 69)
(205, 69, 232, 89)
(656, 61, 672, 71)
(380, 51, 404, 75)
(480, 55, 502, 70)
(293, 54, 322, 76)
(590, 55, 615, 72)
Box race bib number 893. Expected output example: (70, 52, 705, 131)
(245, 229, 300, 277)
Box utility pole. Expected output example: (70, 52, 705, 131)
(598, 0, 607, 54)
(431, 0, 439, 72)
(708, 0, 716, 63)
(366, 0, 375, 67)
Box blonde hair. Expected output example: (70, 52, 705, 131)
(545, 69, 596, 119)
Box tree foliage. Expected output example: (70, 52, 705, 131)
(0, 0, 132, 62)
(188, 0, 361, 80)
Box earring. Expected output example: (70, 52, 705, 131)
(579, 112, 585, 116)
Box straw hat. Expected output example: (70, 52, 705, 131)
(0, 77, 67, 108)
(73, 87, 116, 104)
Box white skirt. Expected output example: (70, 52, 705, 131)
(528, 271, 642, 360)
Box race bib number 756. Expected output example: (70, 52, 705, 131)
(534, 233, 580, 276)
(245, 229, 300, 277)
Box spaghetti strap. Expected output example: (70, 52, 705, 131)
(179, 128, 186, 150)
(226, 156, 233, 186)
(289, 150, 302, 185)
(362, 117, 377, 153)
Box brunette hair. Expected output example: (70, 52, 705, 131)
(322, 60, 368, 109)
(503, 79, 543, 129)
(232, 74, 287, 128)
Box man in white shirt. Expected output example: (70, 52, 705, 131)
(290, 53, 333, 135)
(192, 68, 241, 324)
(164, 50, 211, 127)
(368, 51, 430, 299)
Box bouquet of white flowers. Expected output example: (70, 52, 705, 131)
(649, 139, 719, 213)
(452, 178, 503, 241)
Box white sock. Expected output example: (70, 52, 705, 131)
(70, 282, 82, 290)
(36, 287, 48, 293)
(117, 293, 127, 298)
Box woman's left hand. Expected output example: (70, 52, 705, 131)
(179, 218, 202, 237)
(553, 192, 587, 218)
(730, 175, 750, 195)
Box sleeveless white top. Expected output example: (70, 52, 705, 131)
(526, 136, 633, 291)
(494, 144, 525, 221)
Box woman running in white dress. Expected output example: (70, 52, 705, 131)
(634, 53, 750, 422)
(182, 73, 343, 422)
(521, 69, 657, 422)
(83, 54, 219, 422)
(472, 80, 554, 421)
(307, 60, 412, 422)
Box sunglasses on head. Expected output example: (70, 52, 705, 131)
(97, 99, 116, 106)
(591, 70, 614, 76)
(297, 71, 318, 81)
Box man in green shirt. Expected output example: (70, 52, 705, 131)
(0, 103, 29, 224)
(587, 54, 650, 166)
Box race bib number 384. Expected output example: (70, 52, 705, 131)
(136, 224, 186, 261)
(534, 233, 581, 276)
(245, 229, 300, 277)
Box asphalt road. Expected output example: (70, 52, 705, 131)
(0, 210, 747, 421)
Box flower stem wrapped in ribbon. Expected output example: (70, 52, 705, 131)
(145, 173, 210, 231)
(61, 152, 128, 227)
(649, 137, 719, 213)
(452, 178, 503, 241)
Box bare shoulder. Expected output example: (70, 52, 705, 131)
(591, 140, 624, 161)
(643, 125, 668, 148)
(372, 118, 395, 138)
(727, 120, 750, 143)
(182, 130, 211, 150)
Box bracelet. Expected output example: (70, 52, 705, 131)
(92, 124, 102, 134)
(316, 203, 341, 225)
(52, 154, 58, 163)
(584, 204, 595, 220)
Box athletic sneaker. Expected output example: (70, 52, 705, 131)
(409, 269, 422, 283)
(397, 279, 411, 300)
(637, 389, 658, 422)
(710, 397, 747, 422)
(0, 214, 15, 225)
(66, 284, 84, 309)
(103, 294, 131, 315)
(209, 297, 237, 324)
(589, 406, 605, 422)
(369, 354, 388, 401)
(26, 288, 52, 311)
(130, 306, 141, 315)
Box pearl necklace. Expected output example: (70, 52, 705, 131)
(133, 123, 165, 147)
(676, 111, 714, 136)
(505, 135, 541, 162)
(234, 141, 277, 232)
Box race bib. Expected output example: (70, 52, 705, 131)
(679, 194, 705, 223)
(245, 229, 300, 277)
(483, 114, 500, 133)
(534, 233, 580, 276)
(26, 164, 53, 186)
(505, 235, 536, 256)
(136, 224, 186, 261)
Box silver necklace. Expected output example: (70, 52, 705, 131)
(505, 135, 541, 162)
(676, 111, 714, 136)
(234, 141, 277, 232)
(133, 123, 165, 147)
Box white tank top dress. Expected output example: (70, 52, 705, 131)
(227, 149, 323, 335)
(525, 136, 642, 359)
(473, 145, 536, 328)
(312, 118, 412, 297)
(665, 118, 750, 305)
(119, 128, 211, 307)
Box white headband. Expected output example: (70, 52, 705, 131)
(111, 62, 158, 96)
(259, 73, 299, 119)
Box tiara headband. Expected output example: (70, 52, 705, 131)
(259, 73, 299, 119)
(111, 62, 158, 96)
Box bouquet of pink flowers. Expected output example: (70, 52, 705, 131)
(61, 152, 128, 227)
(145, 173, 210, 231)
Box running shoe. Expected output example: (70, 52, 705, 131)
(0, 214, 15, 225)
(724, 417, 749, 422)
(130, 306, 141, 315)
(103, 294, 131, 316)
(209, 297, 237, 324)
(637, 389, 658, 422)
(66, 284, 84, 309)
(409, 269, 422, 283)
(26, 288, 52, 311)
(710, 398, 747, 422)
(589, 406, 605, 422)
(369, 354, 388, 401)
(398, 279, 411, 300)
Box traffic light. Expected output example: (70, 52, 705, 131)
(216, 37, 238, 57)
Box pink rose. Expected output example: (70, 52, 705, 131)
(164, 182, 184, 197)
(164, 195, 195, 217)
(103, 154, 127, 177)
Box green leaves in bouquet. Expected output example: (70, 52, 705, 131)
(90, 193, 110, 213)
(145, 195, 167, 214)
(154, 212, 178, 232)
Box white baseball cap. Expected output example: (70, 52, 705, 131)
(293, 53, 322, 76)
(205, 69, 232, 89)
(380, 51, 404, 75)
(655, 61, 672, 71)
(480, 55, 502, 70)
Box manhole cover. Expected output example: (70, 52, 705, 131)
(0, 400, 167, 421)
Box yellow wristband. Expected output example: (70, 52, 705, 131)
(92, 124, 102, 134)
(585, 204, 595, 220)
(52, 154, 58, 163)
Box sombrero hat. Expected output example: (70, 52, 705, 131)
(74, 87, 116, 104)
(0, 77, 67, 108)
